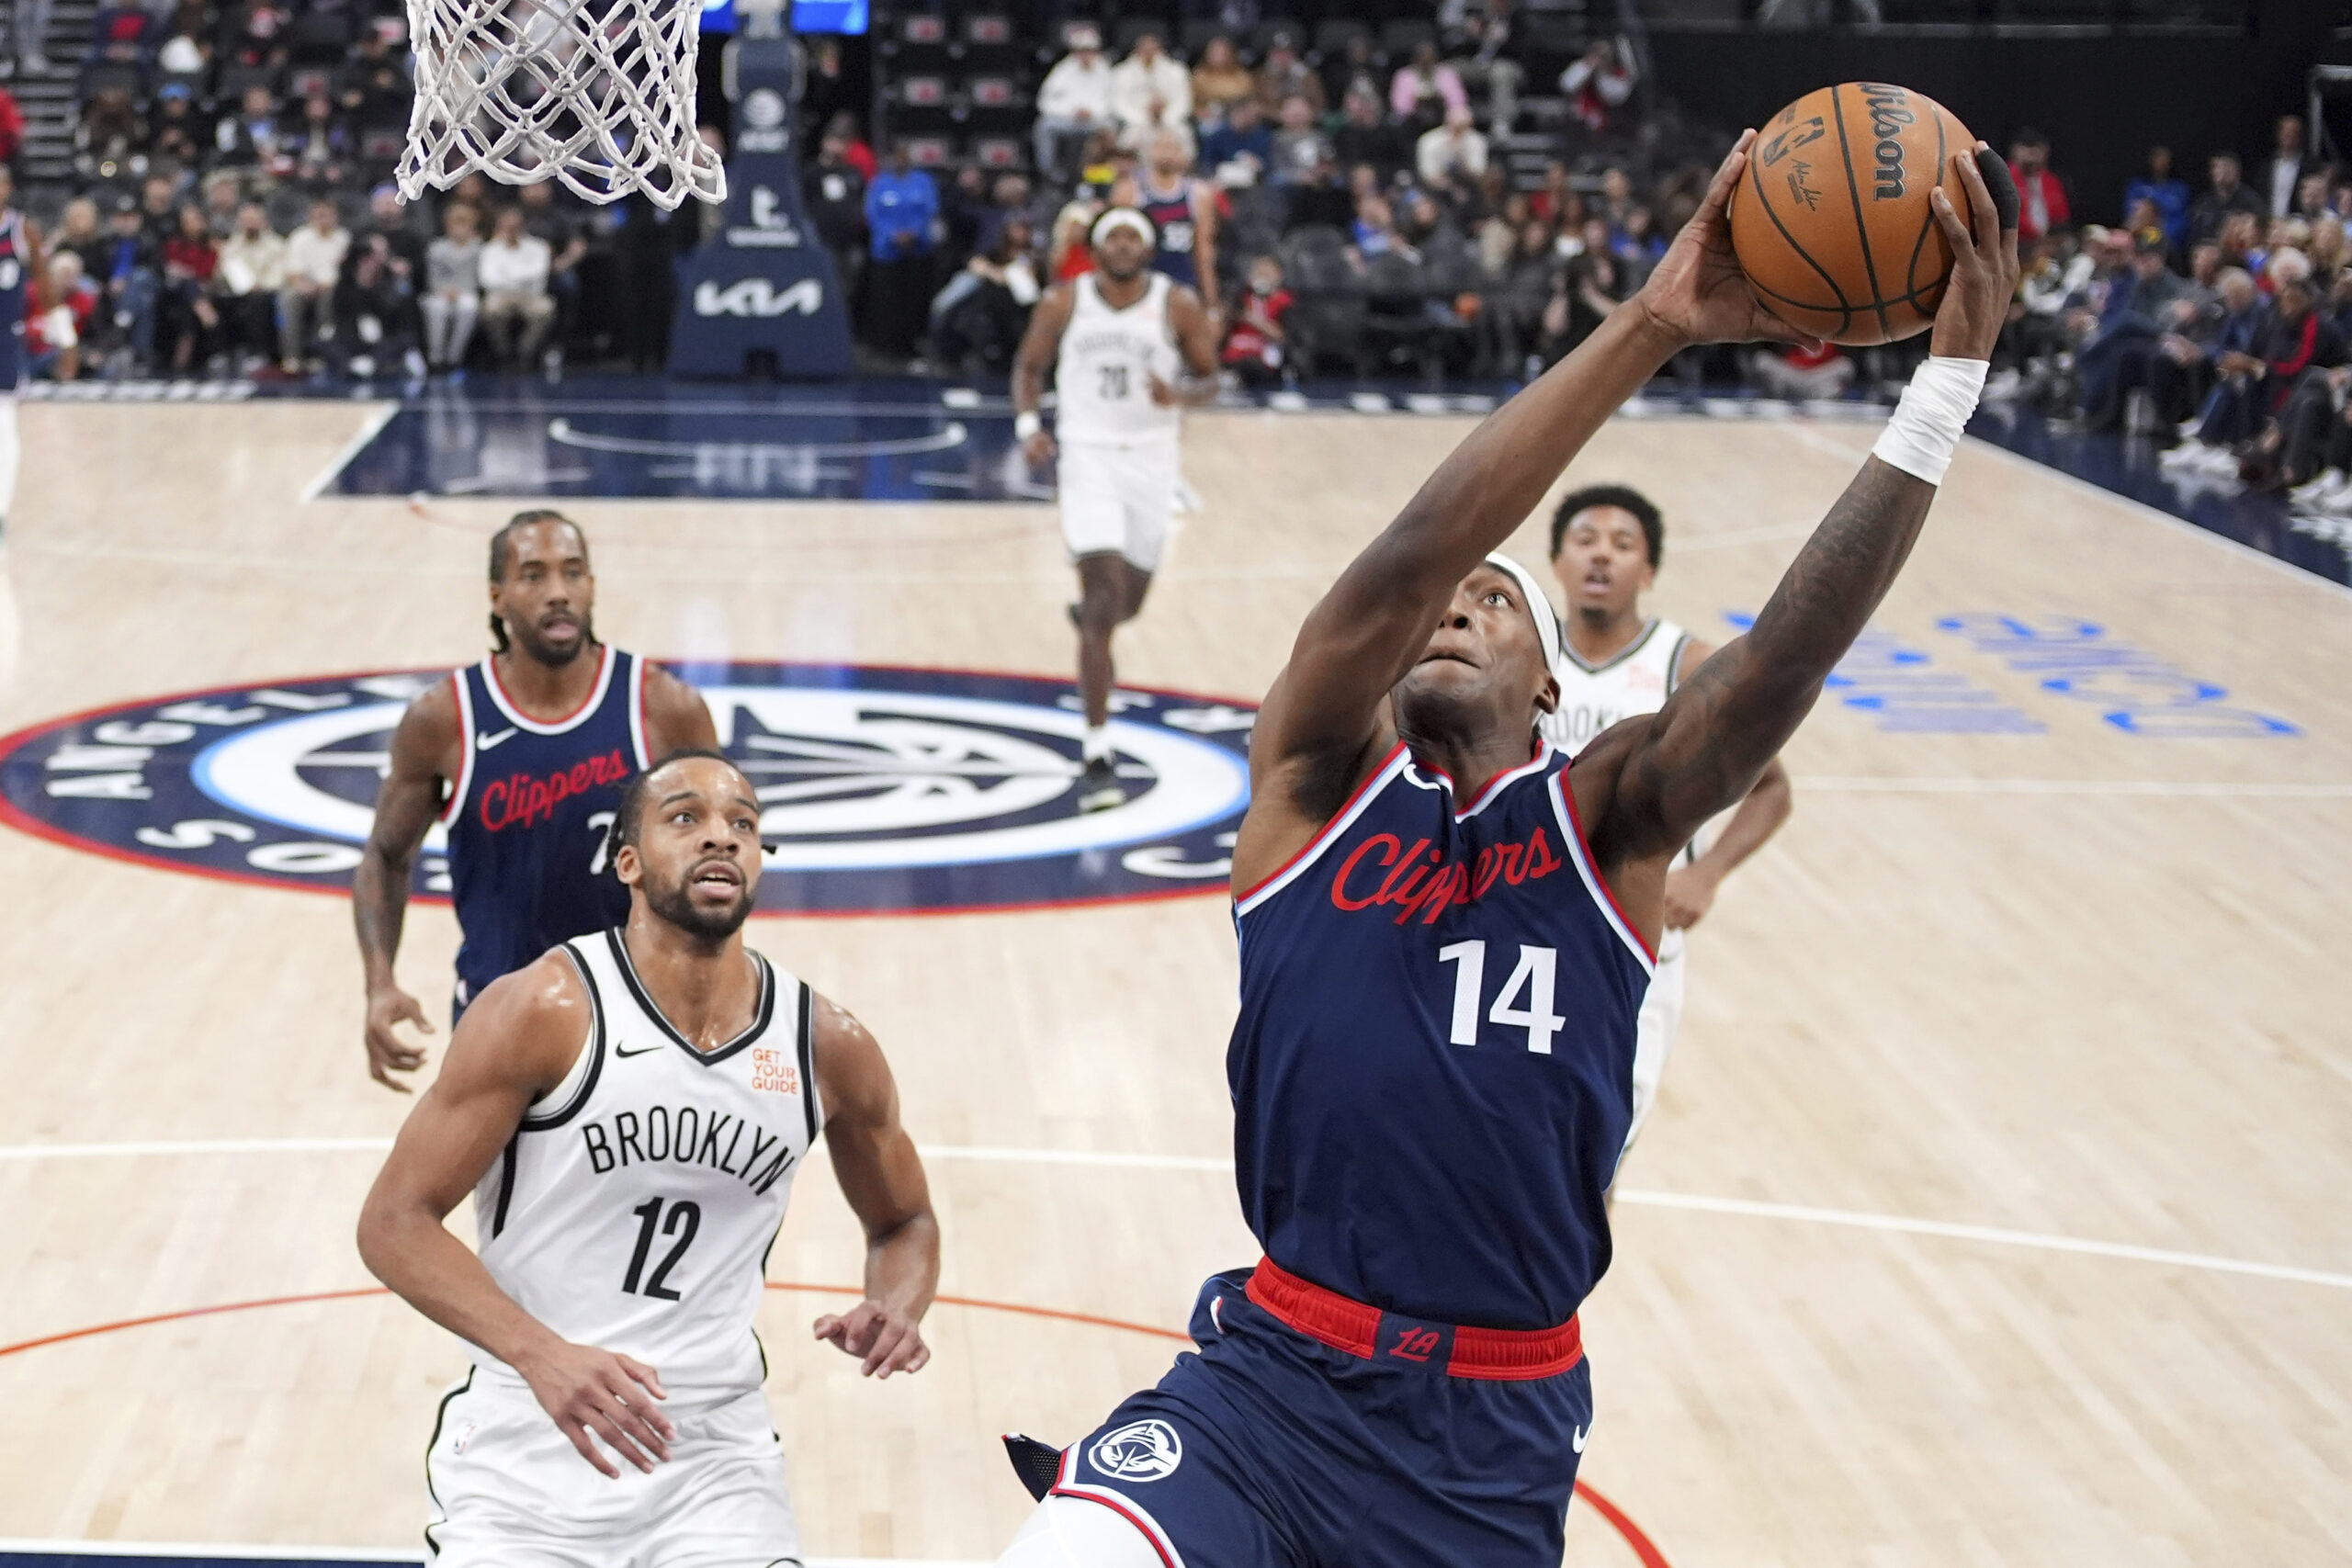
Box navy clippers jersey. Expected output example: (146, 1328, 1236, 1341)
(442, 646, 651, 1012)
(1229, 740, 1655, 1329)
(0, 209, 28, 389)
(1139, 178, 1199, 288)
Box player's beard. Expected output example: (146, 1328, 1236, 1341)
(645, 862, 758, 942)
(512, 610, 595, 666)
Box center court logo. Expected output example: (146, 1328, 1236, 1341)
(1088, 1419, 1182, 1482)
(0, 662, 1258, 916)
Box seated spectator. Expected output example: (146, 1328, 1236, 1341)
(1557, 38, 1634, 137)
(1390, 41, 1464, 134)
(1329, 88, 1404, 183)
(1416, 104, 1487, 191)
(353, 184, 424, 285)
(2149, 263, 2258, 441)
(1612, 207, 1667, 286)
(218, 1, 291, 71)
(1110, 28, 1191, 149)
(94, 195, 163, 371)
(480, 205, 555, 369)
(1531, 160, 1577, 227)
(1252, 31, 1322, 121)
(337, 34, 410, 132)
(1481, 218, 1557, 376)
(930, 216, 1039, 375)
(1191, 35, 1254, 122)
(326, 239, 419, 378)
(1222, 254, 1292, 388)
(278, 196, 348, 371)
(2075, 235, 2193, 431)
(2190, 152, 2267, 249)
(2177, 274, 2331, 463)
(157, 202, 221, 372)
(1476, 189, 1530, 277)
(200, 170, 243, 236)
(2007, 130, 2069, 244)
(136, 175, 181, 249)
(214, 85, 286, 172)
(1201, 95, 1272, 186)
(2258, 114, 2315, 220)
(1350, 192, 1410, 266)
(420, 201, 481, 371)
(1319, 34, 1379, 114)
(74, 86, 146, 184)
(1446, 1, 1523, 135)
(516, 182, 585, 364)
(0, 85, 20, 169)
(1035, 25, 1113, 183)
(30, 254, 96, 381)
(149, 85, 207, 171)
(51, 197, 106, 292)
(155, 26, 209, 81)
(805, 124, 868, 301)
(1543, 237, 1623, 359)
(212, 199, 286, 369)
(291, 92, 350, 186)
(2215, 209, 2260, 273)
(2125, 146, 2191, 255)
(826, 112, 876, 180)
(85, 2, 156, 67)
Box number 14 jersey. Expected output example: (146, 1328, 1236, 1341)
(469, 929, 820, 1398)
(1228, 741, 1655, 1332)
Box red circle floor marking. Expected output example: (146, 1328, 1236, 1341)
(0, 1283, 1673, 1566)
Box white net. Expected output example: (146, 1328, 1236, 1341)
(397, 0, 726, 210)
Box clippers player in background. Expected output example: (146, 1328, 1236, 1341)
(355, 511, 718, 1089)
(1013, 209, 1220, 812)
(1138, 129, 1220, 320)
(1543, 485, 1792, 1156)
(359, 750, 937, 1565)
(997, 137, 2014, 1564)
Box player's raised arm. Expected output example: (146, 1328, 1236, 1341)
(356, 954, 679, 1478)
(808, 996, 939, 1378)
(1579, 147, 2019, 899)
(1243, 131, 1813, 850)
(353, 680, 459, 1090)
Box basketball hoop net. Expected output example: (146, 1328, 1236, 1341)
(397, 0, 729, 209)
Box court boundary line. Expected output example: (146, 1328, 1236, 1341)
(0, 1546, 975, 1567)
(3, 1138, 2345, 1292)
(1790, 775, 2352, 798)
(297, 405, 401, 503)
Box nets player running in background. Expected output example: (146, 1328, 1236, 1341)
(358, 750, 938, 1567)
(355, 511, 718, 1089)
(1542, 485, 1793, 1156)
(997, 136, 2015, 1565)
(1014, 209, 1220, 812)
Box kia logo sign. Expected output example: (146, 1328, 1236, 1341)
(694, 278, 825, 318)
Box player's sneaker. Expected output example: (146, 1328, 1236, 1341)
(1077, 757, 1124, 813)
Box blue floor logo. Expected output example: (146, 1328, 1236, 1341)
(0, 663, 1258, 915)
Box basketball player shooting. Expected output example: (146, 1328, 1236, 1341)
(358, 750, 938, 1566)
(1013, 209, 1220, 813)
(998, 135, 2017, 1565)
(354, 512, 717, 1089)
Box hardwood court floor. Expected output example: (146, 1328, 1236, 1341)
(1, 398, 2348, 1565)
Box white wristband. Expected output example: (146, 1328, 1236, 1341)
(1870, 356, 1989, 486)
(1014, 411, 1043, 441)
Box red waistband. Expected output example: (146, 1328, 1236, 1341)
(1242, 1257, 1584, 1382)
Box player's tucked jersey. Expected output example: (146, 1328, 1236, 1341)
(0, 209, 30, 390)
(1138, 177, 1200, 288)
(469, 929, 819, 1395)
(1541, 618, 1690, 757)
(442, 646, 650, 1011)
(1055, 271, 1182, 448)
(1229, 741, 1654, 1330)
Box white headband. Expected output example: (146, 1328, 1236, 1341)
(1483, 552, 1564, 674)
(1090, 207, 1158, 250)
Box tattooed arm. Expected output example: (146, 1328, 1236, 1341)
(1574, 147, 2020, 945)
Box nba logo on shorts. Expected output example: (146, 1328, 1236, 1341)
(750, 1046, 797, 1098)
(1088, 1419, 1183, 1482)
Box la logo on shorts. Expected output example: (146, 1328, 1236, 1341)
(1088, 1419, 1183, 1482)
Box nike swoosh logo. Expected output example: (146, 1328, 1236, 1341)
(1571, 1424, 1589, 1453)
(615, 1043, 665, 1058)
(477, 727, 520, 751)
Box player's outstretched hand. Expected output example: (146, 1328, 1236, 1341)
(1633, 130, 1824, 354)
(1021, 429, 1057, 468)
(364, 982, 433, 1092)
(520, 1339, 675, 1478)
(1928, 143, 2022, 362)
(814, 1299, 932, 1379)
(1662, 864, 1719, 931)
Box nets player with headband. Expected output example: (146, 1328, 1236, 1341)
(354, 511, 717, 1089)
(1013, 208, 1220, 813)
(997, 132, 2015, 1566)
(360, 749, 938, 1566)
(1541, 484, 1793, 1158)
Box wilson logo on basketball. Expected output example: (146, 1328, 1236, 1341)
(479, 749, 631, 832)
(1860, 83, 1914, 199)
(1329, 829, 1564, 924)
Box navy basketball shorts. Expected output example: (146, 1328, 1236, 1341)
(1052, 1264, 1594, 1567)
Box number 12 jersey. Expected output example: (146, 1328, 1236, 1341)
(469, 929, 820, 1398)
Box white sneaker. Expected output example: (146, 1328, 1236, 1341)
(2158, 440, 2209, 468)
(2192, 446, 2243, 475)
(2289, 469, 2345, 505)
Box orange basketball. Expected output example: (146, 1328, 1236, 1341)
(1729, 83, 1975, 346)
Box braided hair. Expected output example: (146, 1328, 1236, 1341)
(487, 509, 586, 654)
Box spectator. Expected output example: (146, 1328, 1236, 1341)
(291, 91, 350, 185)
(1191, 35, 1254, 122)
(826, 112, 876, 180)
(2300, 168, 2340, 225)
(337, 35, 409, 132)
(480, 205, 552, 371)
(420, 202, 481, 371)
(1448, 1, 1523, 134)
(352, 185, 424, 286)
(150, 85, 205, 170)
(74, 86, 145, 183)
(805, 123, 868, 307)
(2075, 235, 2192, 431)
(1481, 217, 1556, 376)
(85, 1, 153, 68)
(1543, 234, 1623, 359)
(30, 255, 94, 380)
(214, 85, 285, 171)
(155, 25, 208, 80)
(94, 195, 161, 372)
(1319, 34, 1379, 115)
(1110, 28, 1191, 147)
(2007, 130, 2069, 244)
(2124, 146, 2191, 254)
(1350, 191, 1407, 265)
(1416, 103, 1487, 190)
(1530, 160, 1577, 226)
(930, 216, 1038, 375)
(136, 175, 180, 252)
(2258, 115, 2317, 220)
(1476, 188, 1531, 276)
(863, 142, 939, 363)
(2149, 262, 2257, 440)
(1390, 41, 1465, 133)
(1201, 95, 1272, 186)
(1558, 39, 1634, 137)
(53, 195, 106, 281)
(1035, 25, 1113, 182)
(1330, 87, 1405, 183)
(1222, 254, 1292, 388)
(200, 171, 243, 237)
(2181, 274, 2329, 458)
(211, 199, 284, 368)
(1594, 166, 1636, 233)
(2215, 209, 2260, 272)
(157, 202, 221, 372)
(0, 84, 20, 167)
(515, 182, 585, 364)
(328, 231, 421, 379)
(277, 197, 347, 371)
(800, 35, 851, 143)
(2189, 152, 2267, 248)
(1252, 31, 1323, 121)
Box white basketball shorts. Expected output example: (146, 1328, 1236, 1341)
(425, 1371, 801, 1568)
(1059, 439, 1179, 572)
(1622, 927, 1687, 1155)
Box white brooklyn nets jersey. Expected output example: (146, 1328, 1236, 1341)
(1055, 271, 1182, 447)
(1541, 617, 1691, 757)
(469, 929, 819, 1396)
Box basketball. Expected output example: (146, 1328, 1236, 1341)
(1729, 83, 1977, 346)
